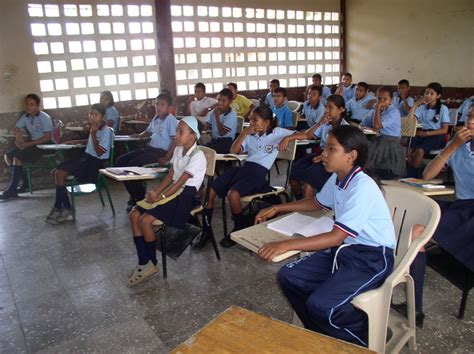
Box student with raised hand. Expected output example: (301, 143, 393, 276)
(271, 87, 294, 129)
(305, 74, 331, 104)
(345, 82, 376, 124)
(227, 82, 254, 119)
(1, 94, 53, 200)
(115, 93, 178, 210)
(407, 82, 450, 177)
(335, 72, 357, 102)
(100, 91, 120, 132)
(265, 79, 280, 107)
(45, 104, 114, 224)
(188, 82, 218, 123)
(392, 79, 415, 117)
(127, 116, 206, 287)
(256, 125, 396, 347)
(205, 88, 237, 153)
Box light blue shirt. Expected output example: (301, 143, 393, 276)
(146, 114, 178, 150)
(265, 92, 274, 107)
(15, 111, 53, 141)
(392, 93, 414, 117)
(241, 127, 295, 170)
(86, 125, 114, 160)
(206, 109, 237, 139)
(363, 105, 401, 137)
(346, 94, 376, 122)
(457, 98, 474, 123)
(303, 101, 325, 126)
(314, 118, 349, 149)
(414, 104, 450, 130)
(321, 86, 331, 101)
(446, 141, 474, 200)
(272, 104, 294, 128)
(342, 85, 357, 102)
(316, 167, 396, 248)
(105, 106, 120, 132)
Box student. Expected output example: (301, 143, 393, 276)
(287, 95, 349, 200)
(300, 85, 325, 127)
(100, 91, 120, 132)
(45, 104, 114, 224)
(1, 94, 54, 200)
(201, 106, 295, 248)
(256, 125, 396, 347)
(205, 88, 237, 153)
(271, 87, 294, 129)
(345, 82, 376, 124)
(335, 72, 357, 102)
(227, 82, 254, 119)
(116, 93, 178, 209)
(407, 82, 450, 177)
(363, 86, 405, 179)
(160, 89, 177, 116)
(265, 79, 280, 107)
(127, 116, 206, 286)
(188, 82, 218, 123)
(456, 97, 474, 125)
(392, 79, 414, 117)
(305, 74, 331, 103)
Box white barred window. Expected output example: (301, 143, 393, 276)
(27, 3, 159, 109)
(171, 6, 341, 95)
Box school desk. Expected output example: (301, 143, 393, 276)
(381, 180, 455, 196)
(171, 306, 374, 354)
(37, 143, 86, 150)
(65, 126, 86, 132)
(215, 153, 248, 162)
(99, 166, 168, 182)
(114, 135, 151, 142)
(296, 139, 318, 146)
(123, 120, 149, 125)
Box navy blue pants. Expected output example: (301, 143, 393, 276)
(278, 245, 394, 346)
(289, 154, 331, 191)
(205, 138, 233, 154)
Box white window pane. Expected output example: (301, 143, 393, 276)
(58, 96, 72, 108)
(143, 39, 155, 50)
(119, 90, 132, 101)
(44, 5, 59, 17)
(142, 22, 153, 33)
(129, 22, 141, 33)
(34, 42, 49, 55)
(210, 22, 220, 32)
(79, 5, 92, 17)
(83, 40, 96, 52)
(104, 75, 117, 86)
(68, 41, 82, 53)
(116, 57, 128, 67)
(197, 6, 207, 16)
(201, 54, 211, 63)
(111, 5, 123, 16)
(183, 21, 194, 32)
(81, 23, 94, 34)
(200, 38, 210, 48)
(73, 77, 87, 88)
(145, 55, 157, 66)
(212, 53, 221, 62)
(202, 69, 212, 79)
(176, 70, 187, 81)
(63, 4, 77, 17)
(114, 39, 127, 51)
(97, 5, 109, 16)
(28, 4, 43, 17)
(113, 22, 125, 33)
(40, 79, 54, 92)
(100, 40, 113, 51)
(132, 56, 144, 67)
(148, 88, 159, 98)
(186, 53, 197, 64)
(87, 76, 101, 87)
(183, 6, 194, 16)
(118, 73, 130, 85)
(50, 42, 64, 54)
(127, 5, 140, 17)
(131, 39, 143, 51)
(43, 97, 57, 109)
(245, 8, 254, 18)
(31, 23, 46, 36)
(98, 22, 111, 34)
(85, 58, 98, 69)
(184, 38, 195, 48)
(173, 38, 184, 48)
(177, 85, 188, 95)
(66, 22, 80, 35)
(89, 93, 100, 104)
(171, 6, 182, 17)
(146, 72, 158, 82)
(249, 81, 258, 90)
(198, 22, 209, 32)
(134, 72, 146, 83)
(209, 6, 219, 17)
(71, 59, 84, 71)
(102, 57, 115, 69)
(141, 5, 153, 17)
(53, 60, 67, 72)
(188, 70, 198, 80)
(255, 9, 264, 19)
(37, 61, 51, 73)
(135, 89, 147, 100)
(75, 94, 89, 106)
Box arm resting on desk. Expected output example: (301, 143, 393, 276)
(16, 131, 52, 149)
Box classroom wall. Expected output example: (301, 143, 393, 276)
(345, 0, 474, 87)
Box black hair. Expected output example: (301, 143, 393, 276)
(342, 72, 352, 79)
(326, 94, 346, 118)
(357, 82, 369, 91)
(398, 79, 410, 86)
(160, 88, 172, 96)
(309, 85, 323, 96)
(91, 103, 107, 117)
(252, 105, 277, 134)
(377, 86, 394, 97)
(25, 93, 41, 105)
(427, 82, 443, 114)
(270, 79, 280, 86)
(218, 88, 233, 101)
(194, 82, 206, 91)
(329, 125, 368, 168)
(227, 82, 238, 90)
(312, 73, 322, 81)
(100, 91, 114, 107)
(274, 87, 288, 97)
(156, 93, 172, 106)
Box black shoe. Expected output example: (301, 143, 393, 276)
(219, 236, 236, 248)
(127, 198, 136, 206)
(17, 184, 29, 193)
(126, 204, 135, 213)
(391, 302, 425, 328)
(192, 231, 210, 249)
(0, 191, 18, 200)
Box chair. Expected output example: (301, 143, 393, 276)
(287, 101, 302, 112)
(236, 116, 245, 134)
(401, 116, 417, 158)
(350, 185, 441, 353)
(250, 98, 260, 108)
(221, 140, 297, 237)
(152, 146, 220, 278)
(24, 152, 59, 194)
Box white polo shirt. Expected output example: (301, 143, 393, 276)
(190, 97, 218, 118)
(170, 144, 207, 189)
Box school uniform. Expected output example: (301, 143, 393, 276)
(411, 104, 450, 154)
(105, 106, 120, 132)
(457, 98, 473, 124)
(205, 109, 237, 153)
(278, 167, 395, 346)
(364, 105, 405, 177)
(190, 96, 218, 123)
(346, 94, 375, 123)
(136, 144, 207, 229)
(212, 127, 294, 198)
(302, 101, 325, 127)
(321, 86, 332, 102)
(265, 92, 275, 107)
(272, 104, 294, 129)
(230, 94, 253, 117)
(116, 114, 178, 201)
(392, 93, 415, 117)
(341, 84, 356, 103)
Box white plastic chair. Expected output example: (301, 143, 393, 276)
(351, 185, 441, 353)
(287, 100, 302, 112)
(236, 116, 245, 134)
(250, 98, 260, 108)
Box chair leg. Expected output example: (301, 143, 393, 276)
(103, 181, 116, 216)
(221, 197, 228, 237)
(208, 226, 221, 260)
(160, 228, 167, 278)
(70, 184, 77, 224)
(97, 189, 105, 206)
(275, 160, 280, 175)
(458, 271, 473, 319)
(26, 166, 33, 194)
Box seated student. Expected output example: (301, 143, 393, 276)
(100, 91, 120, 132)
(188, 82, 218, 123)
(160, 89, 177, 116)
(271, 87, 294, 129)
(335, 72, 357, 103)
(45, 104, 114, 224)
(305, 74, 331, 103)
(286, 94, 349, 200)
(227, 82, 254, 119)
(345, 82, 377, 124)
(127, 117, 206, 286)
(1, 94, 54, 200)
(362, 86, 405, 179)
(392, 79, 414, 117)
(265, 79, 280, 107)
(456, 97, 474, 125)
(205, 88, 237, 153)
(200, 106, 295, 248)
(256, 125, 396, 347)
(407, 82, 450, 177)
(300, 85, 325, 127)
(116, 93, 178, 209)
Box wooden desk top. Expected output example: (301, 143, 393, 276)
(381, 180, 455, 196)
(215, 154, 248, 162)
(37, 143, 85, 150)
(171, 306, 374, 354)
(114, 135, 151, 142)
(65, 126, 86, 132)
(123, 120, 149, 125)
(100, 167, 167, 181)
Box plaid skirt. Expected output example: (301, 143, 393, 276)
(367, 135, 406, 177)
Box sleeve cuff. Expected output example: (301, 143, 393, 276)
(334, 221, 358, 238)
(315, 197, 332, 211)
(222, 125, 232, 132)
(184, 170, 194, 177)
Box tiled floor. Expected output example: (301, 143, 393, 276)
(0, 175, 472, 353)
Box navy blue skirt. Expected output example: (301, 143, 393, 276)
(411, 133, 446, 154)
(205, 137, 233, 154)
(289, 154, 331, 191)
(58, 153, 106, 183)
(212, 161, 271, 198)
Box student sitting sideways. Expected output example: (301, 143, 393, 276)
(188, 82, 218, 124)
(100, 91, 120, 132)
(265, 79, 280, 107)
(205, 88, 237, 153)
(271, 87, 294, 129)
(45, 104, 114, 224)
(345, 82, 376, 124)
(392, 79, 414, 117)
(227, 82, 254, 119)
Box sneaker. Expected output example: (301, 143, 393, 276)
(0, 190, 18, 200)
(56, 208, 73, 223)
(127, 261, 159, 287)
(219, 236, 236, 248)
(45, 208, 62, 224)
(192, 231, 210, 249)
(391, 302, 425, 328)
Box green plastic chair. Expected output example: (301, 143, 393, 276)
(24, 152, 60, 194)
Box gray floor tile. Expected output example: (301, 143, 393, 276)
(0, 304, 21, 334)
(0, 327, 28, 353)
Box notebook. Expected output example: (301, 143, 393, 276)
(267, 213, 334, 237)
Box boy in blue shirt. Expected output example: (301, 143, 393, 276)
(301, 85, 326, 127)
(305, 74, 331, 103)
(205, 88, 237, 153)
(272, 87, 294, 129)
(100, 91, 120, 132)
(335, 72, 357, 102)
(346, 82, 376, 124)
(457, 97, 474, 124)
(392, 79, 414, 117)
(265, 79, 280, 107)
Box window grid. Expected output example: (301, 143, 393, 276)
(171, 6, 341, 95)
(27, 3, 159, 109)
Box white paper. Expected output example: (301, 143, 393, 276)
(267, 212, 334, 237)
(106, 166, 161, 175)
